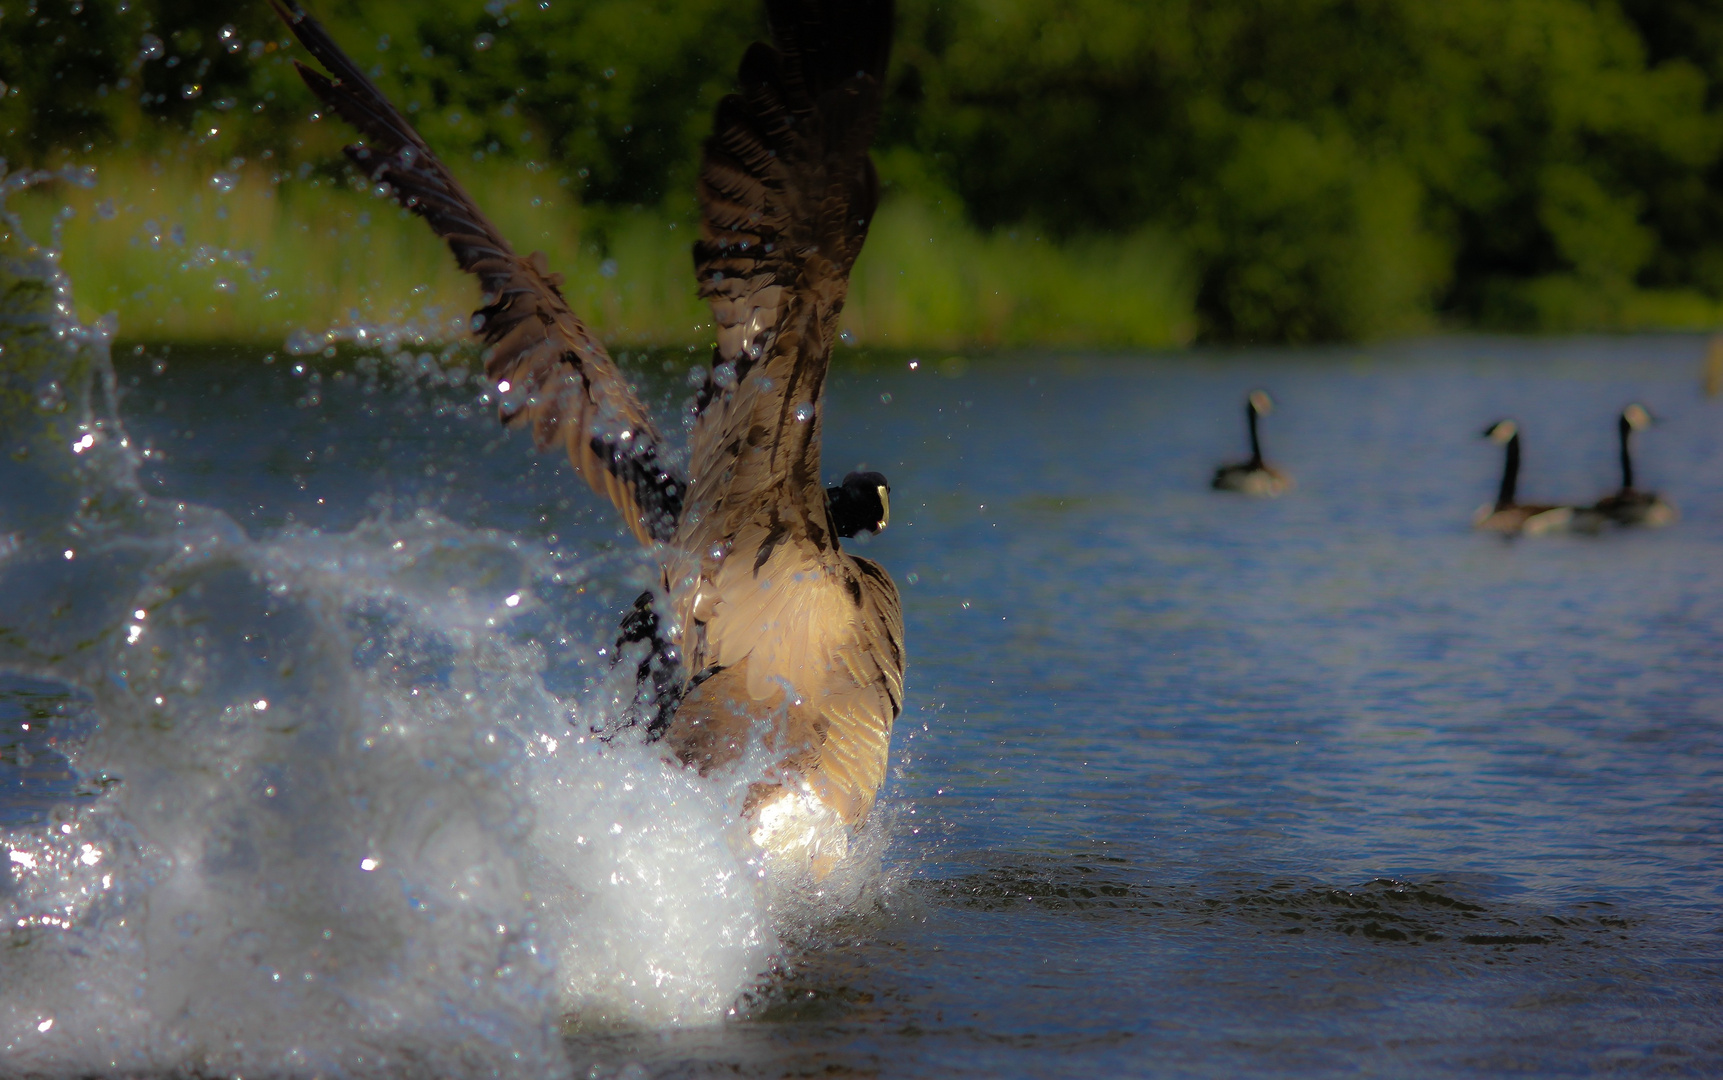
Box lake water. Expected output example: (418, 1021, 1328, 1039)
(3, 206, 1722, 1075)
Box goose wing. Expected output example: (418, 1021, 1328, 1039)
(272, 0, 683, 545)
(682, 0, 891, 519)
(666, 0, 902, 824)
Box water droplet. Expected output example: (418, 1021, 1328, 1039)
(473, 32, 495, 51)
(793, 402, 813, 422)
(599, 258, 618, 279)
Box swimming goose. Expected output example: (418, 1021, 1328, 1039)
(1586, 404, 1676, 528)
(1472, 420, 1575, 535)
(275, 0, 903, 870)
(1212, 390, 1291, 495)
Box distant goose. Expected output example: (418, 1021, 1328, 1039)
(1212, 391, 1291, 496)
(276, 0, 903, 873)
(1587, 404, 1676, 528)
(1473, 420, 1575, 535)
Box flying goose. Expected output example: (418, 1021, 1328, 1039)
(1586, 404, 1676, 528)
(274, 0, 904, 871)
(1212, 390, 1291, 495)
(1473, 420, 1575, 535)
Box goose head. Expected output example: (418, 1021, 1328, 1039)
(1622, 403, 1654, 432)
(1248, 390, 1274, 417)
(1484, 419, 1518, 444)
(828, 470, 891, 538)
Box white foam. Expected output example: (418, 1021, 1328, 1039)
(0, 165, 873, 1078)
(0, 504, 803, 1076)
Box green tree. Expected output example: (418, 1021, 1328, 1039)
(6, 0, 1723, 342)
(893, 0, 1723, 339)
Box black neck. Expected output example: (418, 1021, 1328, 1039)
(1247, 402, 1263, 466)
(1497, 433, 1520, 510)
(1618, 415, 1635, 490)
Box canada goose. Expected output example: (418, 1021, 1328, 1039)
(1212, 390, 1291, 495)
(1587, 404, 1677, 528)
(275, 0, 903, 871)
(1472, 420, 1575, 535)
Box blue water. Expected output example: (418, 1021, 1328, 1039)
(4, 333, 1722, 1077)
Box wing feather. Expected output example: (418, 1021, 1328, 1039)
(272, 0, 683, 545)
(663, 1, 900, 824)
(687, 0, 891, 447)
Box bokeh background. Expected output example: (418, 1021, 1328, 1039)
(6, 0, 1723, 347)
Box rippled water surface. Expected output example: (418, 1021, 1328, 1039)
(4, 259, 1722, 1078)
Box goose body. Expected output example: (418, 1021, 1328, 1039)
(1473, 420, 1576, 535)
(276, 0, 903, 873)
(1586, 404, 1676, 529)
(1213, 391, 1291, 496)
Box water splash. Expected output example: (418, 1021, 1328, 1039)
(0, 166, 862, 1076)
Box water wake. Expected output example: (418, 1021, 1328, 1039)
(0, 167, 866, 1077)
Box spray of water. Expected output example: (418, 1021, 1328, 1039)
(0, 166, 881, 1077)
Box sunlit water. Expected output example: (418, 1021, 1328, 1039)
(4, 175, 1722, 1077)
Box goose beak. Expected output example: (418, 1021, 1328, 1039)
(1249, 390, 1274, 415)
(1623, 403, 1654, 430)
(876, 486, 890, 531)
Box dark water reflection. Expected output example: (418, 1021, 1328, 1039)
(16, 336, 1723, 1076)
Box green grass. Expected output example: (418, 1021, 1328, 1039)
(12, 157, 1196, 350)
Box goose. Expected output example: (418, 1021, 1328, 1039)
(1586, 404, 1676, 528)
(1473, 420, 1575, 535)
(1212, 390, 1291, 495)
(275, 0, 903, 873)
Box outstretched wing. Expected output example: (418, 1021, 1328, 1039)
(683, 0, 892, 538)
(271, 0, 683, 545)
(664, 0, 903, 825)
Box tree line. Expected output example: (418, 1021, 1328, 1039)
(5, 0, 1722, 342)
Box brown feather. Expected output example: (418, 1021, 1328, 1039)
(270, 0, 683, 545)
(275, 0, 906, 836)
(668, 0, 904, 829)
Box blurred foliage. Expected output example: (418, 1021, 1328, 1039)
(11, 155, 1189, 348)
(4, 0, 1723, 342)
